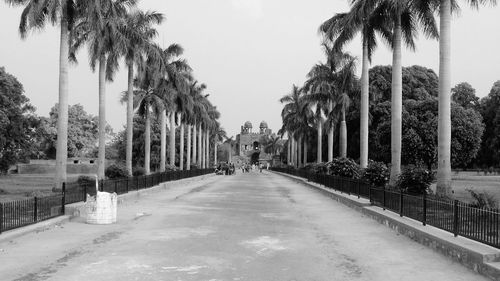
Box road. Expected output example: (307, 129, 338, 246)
(0, 171, 488, 281)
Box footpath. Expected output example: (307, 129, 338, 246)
(0, 174, 219, 281)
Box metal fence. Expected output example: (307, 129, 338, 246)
(0, 169, 212, 234)
(272, 167, 500, 249)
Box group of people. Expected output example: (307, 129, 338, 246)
(241, 162, 269, 173)
(215, 161, 270, 175)
(215, 162, 235, 175)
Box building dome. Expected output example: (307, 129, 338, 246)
(260, 121, 268, 128)
(244, 121, 253, 128)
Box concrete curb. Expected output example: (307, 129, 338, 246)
(0, 174, 214, 244)
(273, 171, 500, 281)
(0, 215, 71, 244)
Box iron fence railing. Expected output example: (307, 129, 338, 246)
(271, 167, 500, 250)
(0, 169, 212, 234)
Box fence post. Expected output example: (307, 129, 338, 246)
(114, 181, 118, 194)
(399, 192, 403, 217)
(100, 180, 104, 192)
(0, 203, 3, 234)
(422, 192, 427, 226)
(357, 181, 360, 199)
(383, 187, 386, 210)
(453, 200, 459, 237)
(84, 184, 87, 202)
(34, 197, 38, 222)
(126, 178, 129, 193)
(368, 186, 372, 205)
(61, 183, 66, 215)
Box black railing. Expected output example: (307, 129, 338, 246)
(0, 169, 212, 234)
(272, 167, 500, 250)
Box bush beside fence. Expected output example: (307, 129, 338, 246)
(272, 167, 500, 250)
(0, 169, 212, 234)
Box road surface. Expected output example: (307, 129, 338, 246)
(0, 171, 488, 281)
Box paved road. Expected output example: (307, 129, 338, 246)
(0, 172, 488, 281)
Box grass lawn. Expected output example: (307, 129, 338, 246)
(430, 171, 500, 205)
(0, 174, 91, 202)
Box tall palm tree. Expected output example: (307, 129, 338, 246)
(6, 0, 78, 188)
(152, 44, 190, 171)
(320, 1, 392, 167)
(122, 10, 163, 176)
(370, 0, 438, 186)
(131, 82, 164, 175)
(173, 75, 194, 170)
(72, 0, 136, 179)
(304, 45, 355, 162)
(186, 81, 205, 170)
(436, 0, 496, 196)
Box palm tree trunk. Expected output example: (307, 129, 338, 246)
(179, 116, 185, 171)
(169, 112, 176, 167)
(198, 124, 202, 167)
(286, 136, 292, 165)
(437, 0, 453, 196)
(317, 120, 322, 163)
(328, 101, 334, 162)
(303, 139, 308, 166)
(228, 142, 232, 163)
(160, 109, 167, 172)
(186, 124, 192, 170)
(55, 19, 69, 188)
(192, 121, 197, 165)
(201, 128, 206, 168)
(214, 141, 217, 165)
(389, 16, 403, 186)
(360, 41, 370, 168)
(97, 54, 106, 180)
(145, 107, 151, 175)
(340, 108, 347, 158)
(126, 63, 134, 176)
(298, 136, 302, 168)
(290, 137, 294, 166)
(205, 129, 209, 168)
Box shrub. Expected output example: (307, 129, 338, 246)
(327, 158, 361, 179)
(397, 165, 435, 195)
(466, 188, 498, 209)
(105, 163, 128, 179)
(133, 167, 145, 177)
(362, 160, 389, 187)
(77, 175, 96, 186)
(165, 164, 179, 172)
(302, 163, 328, 174)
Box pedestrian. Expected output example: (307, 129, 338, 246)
(259, 163, 263, 173)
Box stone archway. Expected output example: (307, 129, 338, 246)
(251, 152, 260, 164)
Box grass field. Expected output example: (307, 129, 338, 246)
(0, 174, 90, 202)
(430, 171, 500, 205)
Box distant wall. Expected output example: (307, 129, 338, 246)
(17, 163, 98, 174)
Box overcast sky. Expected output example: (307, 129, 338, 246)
(1, 1, 499, 136)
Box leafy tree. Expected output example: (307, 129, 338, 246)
(476, 81, 500, 167)
(373, 98, 484, 169)
(452, 82, 479, 110)
(0, 67, 37, 173)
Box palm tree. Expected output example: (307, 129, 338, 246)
(213, 124, 227, 165)
(366, 0, 437, 185)
(304, 45, 355, 162)
(131, 81, 164, 175)
(6, 0, 78, 188)
(150, 44, 190, 171)
(72, 0, 135, 179)
(122, 10, 164, 176)
(320, 1, 392, 167)
(436, 0, 496, 196)
(186, 81, 205, 170)
(173, 76, 194, 170)
(280, 85, 309, 168)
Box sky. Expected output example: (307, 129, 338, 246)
(0, 1, 499, 137)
